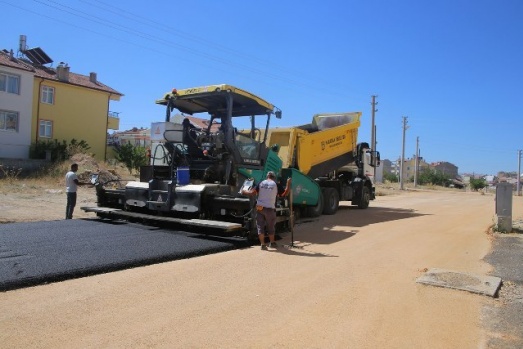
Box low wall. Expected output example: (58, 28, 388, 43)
(0, 158, 51, 178)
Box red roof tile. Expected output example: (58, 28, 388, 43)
(33, 65, 123, 96)
(0, 50, 123, 96)
(0, 50, 34, 72)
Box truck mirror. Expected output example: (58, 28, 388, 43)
(275, 110, 282, 119)
(371, 151, 381, 167)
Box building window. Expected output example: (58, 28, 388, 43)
(39, 120, 53, 138)
(0, 110, 19, 131)
(0, 72, 20, 94)
(41, 86, 55, 104)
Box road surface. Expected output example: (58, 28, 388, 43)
(1, 190, 522, 348)
(0, 219, 247, 291)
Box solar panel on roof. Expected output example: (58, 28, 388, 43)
(24, 47, 53, 65)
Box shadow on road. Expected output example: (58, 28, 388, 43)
(273, 244, 339, 258)
(285, 205, 428, 247)
(336, 204, 428, 227)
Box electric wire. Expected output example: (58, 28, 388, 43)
(28, 0, 367, 101)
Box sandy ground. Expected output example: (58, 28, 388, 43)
(0, 183, 97, 223)
(1, 182, 522, 348)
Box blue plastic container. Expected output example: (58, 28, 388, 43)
(176, 167, 190, 185)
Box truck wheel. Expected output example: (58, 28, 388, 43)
(306, 190, 324, 217)
(322, 187, 339, 215)
(358, 186, 370, 209)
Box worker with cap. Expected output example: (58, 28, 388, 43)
(241, 171, 291, 250)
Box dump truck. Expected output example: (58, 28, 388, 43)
(261, 111, 379, 219)
(82, 84, 379, 240)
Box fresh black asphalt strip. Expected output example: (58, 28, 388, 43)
(0, 219, 247, 291)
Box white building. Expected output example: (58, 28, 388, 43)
(0, 50, 35, 158)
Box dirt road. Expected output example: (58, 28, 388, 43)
(1, 189, 521, 348)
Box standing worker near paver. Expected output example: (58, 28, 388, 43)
(65, 163, 90, 219)
(241, 171, 291, 250)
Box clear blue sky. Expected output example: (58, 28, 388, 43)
(2, 0, 522, 175)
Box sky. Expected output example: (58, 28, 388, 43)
(2, 0, 522, 175)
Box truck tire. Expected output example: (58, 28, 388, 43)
(322, 187, 339, 215)
(306, 190, 324, 217)
(357, 186, 370, 209)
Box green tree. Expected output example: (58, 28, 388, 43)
(114, 143, 148, 174)
(469, 178, 487, 191)
(383, 172, 399, 183)
(417, 168, 451, 186)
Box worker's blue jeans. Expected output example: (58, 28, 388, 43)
(66, 192, 77, 219)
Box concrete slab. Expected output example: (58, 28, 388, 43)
(416, 268, 502, 297)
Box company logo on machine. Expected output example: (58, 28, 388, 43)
(186, 87, 209, 94)
(322, 134, 346, 150)
(157, 194, 163, 202)
(295, 185, 302, 195)
(243, 158, 261, 165)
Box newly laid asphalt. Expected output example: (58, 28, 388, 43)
(0, 219, 249, 291)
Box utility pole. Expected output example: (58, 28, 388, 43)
(370, 95, 378, 179)
(414, 136, 419, 188)
(400, 116, 409, 190)
(370, 95, 378, 152)
(518, 149, 522, 196)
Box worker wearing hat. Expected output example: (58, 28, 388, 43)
(241, 171, 291, 250)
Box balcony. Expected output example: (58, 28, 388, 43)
(107, 111, 120, 130)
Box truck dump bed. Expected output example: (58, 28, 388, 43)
(267, 112, 361, 179)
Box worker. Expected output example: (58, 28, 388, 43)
(65, 163, 90, 219)
(241, 171, 291, 250)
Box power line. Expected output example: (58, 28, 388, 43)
(80, 0, 319, 79)
(6, 0, 370, 103)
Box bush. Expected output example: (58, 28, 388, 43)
(113, 143, 147, 174)
(383, 172, 399, 183)
(66, 139, 91, 158)
(416, 168, 451, 187)
(470, 178, 487, 191)
(29, 139, 91, 162)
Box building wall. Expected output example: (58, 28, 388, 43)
(374, 161, 384, 183)
(402, 158, 416, 180)
(381, 159, 392, 174)
(0, 67, 34, 158)
(400, 157, 430, 181)
(433, 162, 458, 178)
(32, 79, 111, 161)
